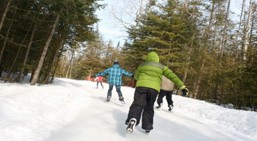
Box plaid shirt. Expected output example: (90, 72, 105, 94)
(97, 64, 133, 85)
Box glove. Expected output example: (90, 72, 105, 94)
(181, 87, 189, 96)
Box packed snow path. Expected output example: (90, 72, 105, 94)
(46, 79, 253, 141)
(0, 78, 256, 141)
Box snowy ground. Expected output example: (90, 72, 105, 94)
(0, 77, 256, 141)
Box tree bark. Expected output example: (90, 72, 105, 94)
(242, 0, 253, 61)
(193, 0, 215, 98)
(193, 61, 204, 99)
(18, 23, 37, 82)
(183, 41, 193, 83)
(50, 40, 66, 83)
(220, 0, 230, 57)
(0, 1, 18, 63)
(30, 14, 60, 85)
(0, 0, 11, 32)
(65, 49, 74, 78)
(43, 38, 65, 84)
(5, 23, 33, 82)
(232, 0, 245, 64)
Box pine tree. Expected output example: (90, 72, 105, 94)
(124, 0, 199, 82)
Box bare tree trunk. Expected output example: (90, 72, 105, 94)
(232, 0, 245, 64)
(193, 1, 215, 98)
(243, 0, 253, 61)
(220, 0, 230, 57)
(239, 0, 246, 30)
(30, 14, 60, 85)
(248, 7, 256, 67)
(5, 24, 32, 82)
(65, 49, 74, 78)
(65, 65, 70, 78)
(0, 20, 12, 64)
(193, 61, 204, 99)
(0, 1, 18, 63)
(182, 0, 192, 84)
(183, 41, 193, 83)
(44, 38, 65, 84)
(18, 23, 37, 82)
(50, 40, 66, 83)
(0, 0, 11, 32)
(212, 0, 231, 103)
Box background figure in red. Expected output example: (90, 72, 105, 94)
(95, 76, 104, 89)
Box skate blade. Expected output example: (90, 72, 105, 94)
(126, 120, 136, 133)
(126, 128, 133, 133)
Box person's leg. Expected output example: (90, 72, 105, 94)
(126, 87, 148, 126)
(166, 91, 173, 111)
(100, 81, 104, 89)
(166, 91, 173, 106)
(171, 91, 173, 106)
(107, 84, 114, 101)
(156, 90, 166, 108)
(141, 88, 158, 131)
(115, 85, 123, 100)
(96, 81, 99, 88)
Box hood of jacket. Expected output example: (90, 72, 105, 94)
(112, 64, 120, 68)
(146, 52, 159, 63)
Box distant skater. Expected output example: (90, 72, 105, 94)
(156, 76, 175, 111)
(95, 76, 104, 89)
(96, 60, 133, 102)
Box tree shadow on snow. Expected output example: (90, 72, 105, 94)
(110, 108, 234, 141)
(111, 109, 128, 137)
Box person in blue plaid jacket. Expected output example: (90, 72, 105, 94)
(96, 60, 133, 102)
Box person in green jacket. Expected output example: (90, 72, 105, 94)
(125, 51, 188, 133)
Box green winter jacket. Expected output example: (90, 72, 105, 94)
(134, 52, 185, 92)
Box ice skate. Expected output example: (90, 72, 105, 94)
(126, 118, 137, 133)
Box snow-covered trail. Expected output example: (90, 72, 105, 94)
(46, 79, 241, 141)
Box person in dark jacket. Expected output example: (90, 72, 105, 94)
(125, 52, 188, 133)
(96, 60, 133, 102)
(156, 76, 175, 111)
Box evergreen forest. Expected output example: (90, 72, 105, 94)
(0, 0, 256, 111)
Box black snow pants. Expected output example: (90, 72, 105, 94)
(156, 89, 173, 106)
(126, 87, 158, 130)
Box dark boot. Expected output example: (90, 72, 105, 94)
(119, 96, 124, 101)
(156, 103, 162, 109)
(106, 96, 111, 102)
(168, 105, 173, 111)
